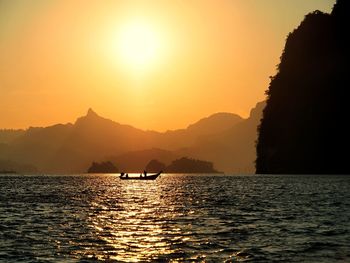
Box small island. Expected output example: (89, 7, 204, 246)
(87, 161, 118, 173)
(145, 157, 220, 173)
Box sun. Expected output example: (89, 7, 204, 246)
(117, 21, 161, 71)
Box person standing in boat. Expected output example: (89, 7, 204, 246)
(143, 170, 147, 177)
(120, 172, 128, 178)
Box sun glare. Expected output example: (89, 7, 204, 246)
(116, 21, 161, 71)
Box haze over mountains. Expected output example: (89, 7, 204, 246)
(0, 101, 265, 174)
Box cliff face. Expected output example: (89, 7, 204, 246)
(256, 0, 350, 174)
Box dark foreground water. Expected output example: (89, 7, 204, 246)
(0, 174, 349, 262)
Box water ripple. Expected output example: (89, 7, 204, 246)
(0, 174, 349, 262)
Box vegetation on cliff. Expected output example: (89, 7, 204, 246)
(256, 0, 349, 174)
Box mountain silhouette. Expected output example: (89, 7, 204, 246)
(165, 157, 219, 173)
(87, 161, 118, 173)
(110, 148, 178, 173)
(256, 0, 349, 174)
(154, 112, 243, 150)
(0, 103, 263, 173)
(0, 129, 24, 144)
(145, 159, 167, 173)
(179, 101, 265, 173)
(186, 112, 243, 136)
(50, 109, 156, 172)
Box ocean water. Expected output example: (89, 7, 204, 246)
(0, 174, 349, 262)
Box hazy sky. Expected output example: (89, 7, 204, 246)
(0, 0, 335, 131)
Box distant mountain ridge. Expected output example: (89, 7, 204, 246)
(0, 129, 25, 144)
(177, 101, 265, 173)
(186, 112, 243, 136)
(0, 102, 264, 173)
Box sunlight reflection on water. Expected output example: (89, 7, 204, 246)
(87, 179, 175, 261)
(0, 174, 349, 262)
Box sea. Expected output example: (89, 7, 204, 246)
(0, 174, 349, 262)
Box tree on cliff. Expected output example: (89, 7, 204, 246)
(256, 0, 350, 174)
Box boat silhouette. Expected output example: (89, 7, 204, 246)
(119, 171, 162, 180)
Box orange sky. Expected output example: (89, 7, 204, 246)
(0, 0, 335, 131)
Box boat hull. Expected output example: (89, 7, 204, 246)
(119, 172, 161, 180)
